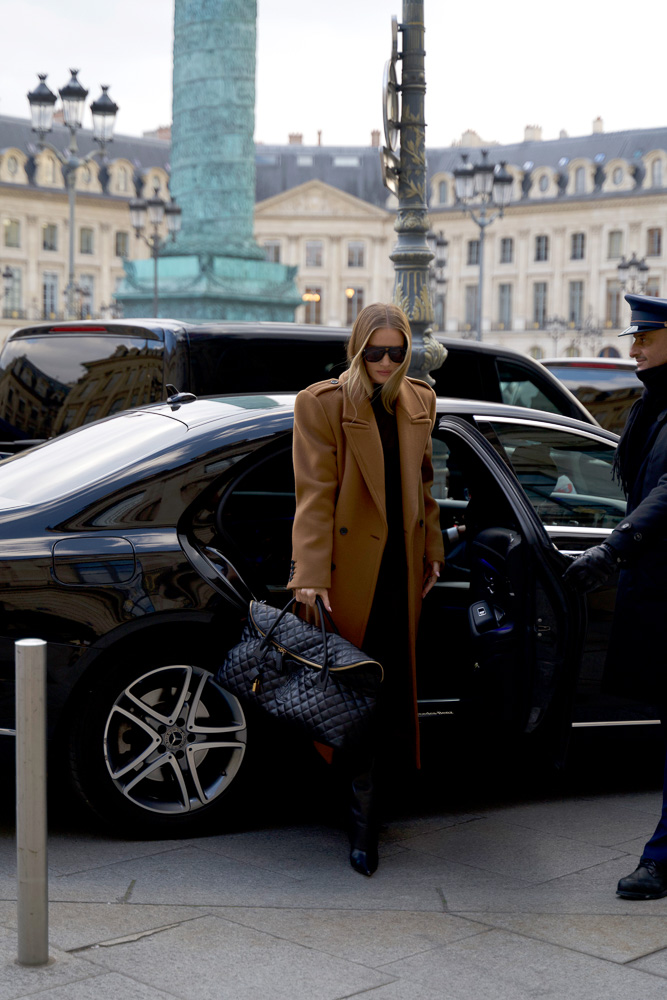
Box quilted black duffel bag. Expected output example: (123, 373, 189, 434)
(217, 597, 383, 750)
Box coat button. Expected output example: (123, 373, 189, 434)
(339, 527, 348, 535)
(634, 532, 643, 541)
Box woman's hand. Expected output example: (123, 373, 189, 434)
(294, 588, 332, 613)
(422, 561, 441, 598)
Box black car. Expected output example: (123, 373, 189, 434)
(0, 392, 647, 833)
(0, 319, 593, 454)
(541, 357, 640, 434)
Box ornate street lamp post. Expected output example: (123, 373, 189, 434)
(27, 71, 118, 320)
(453, 150, 512, 341)
(129, 184, 182, 316)
(379, 2, 447, 384)
(617, 252, 650, 295)
(426, 230, 447, 331)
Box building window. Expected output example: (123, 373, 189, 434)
(647, 228, 662, 257)
(7, 155, 18, 176)
(568, 281, 584, 327)
(467, 240, 480, 266)
(3, 219, 20, 248)
(263, 240, 281, 263)
(465, 285, 478, 330)
(3, 267, 21, 317)
(347, 241, 365, 268)
(607, 230, 623, 259)
(646, 277, 661, 297)
(296, 155, 313, 167)
(302, 287, 322, 324)
(115, 231, 129, 258)
(535, 235, 549, 262)
(570, 232, 585, 260)
(438, 180, 447, 204)
(498, 284, 512, 329)
(538, 174, 549, 192)
(42, 272, 59, 318)
(564, 345, 580, 358)
(42, 223, 58, 251)
(533, 282, 548, 327)
(574, 166, 586, 194)
(499, 238, 513, 264)
(652, 160, 663, 188)
(612, 167, 624, 185)
(345, 287, 364, 324)
(333, 156, 360, 168)
(80, 227, 94, 255)
(529, 346, 544, 360)
(305, 241, 323, 267)
(118, 166, 128, 193)
(605, 279, 622, 328)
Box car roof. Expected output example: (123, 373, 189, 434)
(136, 392, 619, 442)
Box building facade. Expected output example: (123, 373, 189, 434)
(2, 114, 667, 357)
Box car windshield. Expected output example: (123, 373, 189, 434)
(0, 411, 182, 507)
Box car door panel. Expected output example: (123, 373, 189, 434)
(420, 416, 586, 735)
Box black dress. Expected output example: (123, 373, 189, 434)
(362, 389, 412, 760)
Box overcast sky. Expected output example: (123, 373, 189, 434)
(0, 0, 664, 148)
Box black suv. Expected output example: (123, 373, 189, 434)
(0, 319, 593, 453)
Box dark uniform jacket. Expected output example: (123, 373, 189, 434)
(605, 390, 667, 698)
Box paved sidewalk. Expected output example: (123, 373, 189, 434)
(2, 738, 667, 999)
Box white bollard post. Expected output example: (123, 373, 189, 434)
(15, 638, 49, 967)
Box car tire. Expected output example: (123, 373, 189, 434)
(67, 650, 251, 836)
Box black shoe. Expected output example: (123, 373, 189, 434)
(617, 858, 667, 899)
(348, 763, 379, 877)
(350, 846, 378, 877)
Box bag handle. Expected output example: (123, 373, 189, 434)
(260, 596, 334, 685)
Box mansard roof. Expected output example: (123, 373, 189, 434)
(2, 113, 667, 209)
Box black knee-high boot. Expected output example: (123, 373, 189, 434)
(349, 762, 378, 876)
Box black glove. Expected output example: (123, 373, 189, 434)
(562, 541, 620, 594)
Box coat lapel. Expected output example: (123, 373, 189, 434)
(395, 380, 434, 525)
(341, 376, 386, 518)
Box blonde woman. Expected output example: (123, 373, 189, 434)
(289, 302, 444, 876)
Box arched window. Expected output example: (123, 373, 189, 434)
(438, 180, 447, 204)
(118, 167, 128, 193)
(564, 344, 580, 357)
(599, 346, 621, 358)
(574, 166, 585, 194)
(652, 159, 663, 188)
(528, 346, 544, 360)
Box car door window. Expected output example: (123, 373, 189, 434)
(481, 420, 626, 529)
(496, 359, 562, 415)
(217, 446, 295, 593)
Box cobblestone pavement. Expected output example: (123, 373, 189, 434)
(1, 727, 667, 999)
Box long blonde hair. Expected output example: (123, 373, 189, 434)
(346, 303, 412, 413)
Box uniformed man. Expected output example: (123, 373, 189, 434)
(565, 292, 667, 900)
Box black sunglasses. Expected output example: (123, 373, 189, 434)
(362, 345, 407, 364)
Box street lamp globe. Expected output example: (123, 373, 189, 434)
(147, 185, 166, 228)
(473, 150, 495, 197)
(58, 70, 88, 130)
(27, 74, 57, 137)
(90, 86, 119, 145)
(165, 199, 183, 238)
(453, 155, 475, 202)
(129, 198, 148, 234)
(492, 162, 513, 209)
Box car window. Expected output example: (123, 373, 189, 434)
(482, 420, 626, 529)
(217, 446, 295, 592)
(0, 335, 163, 440)
(543, 364, 642, 435)
(496, 359, 562, 415)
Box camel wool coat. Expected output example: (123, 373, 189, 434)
(288, 371, 445, 763)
